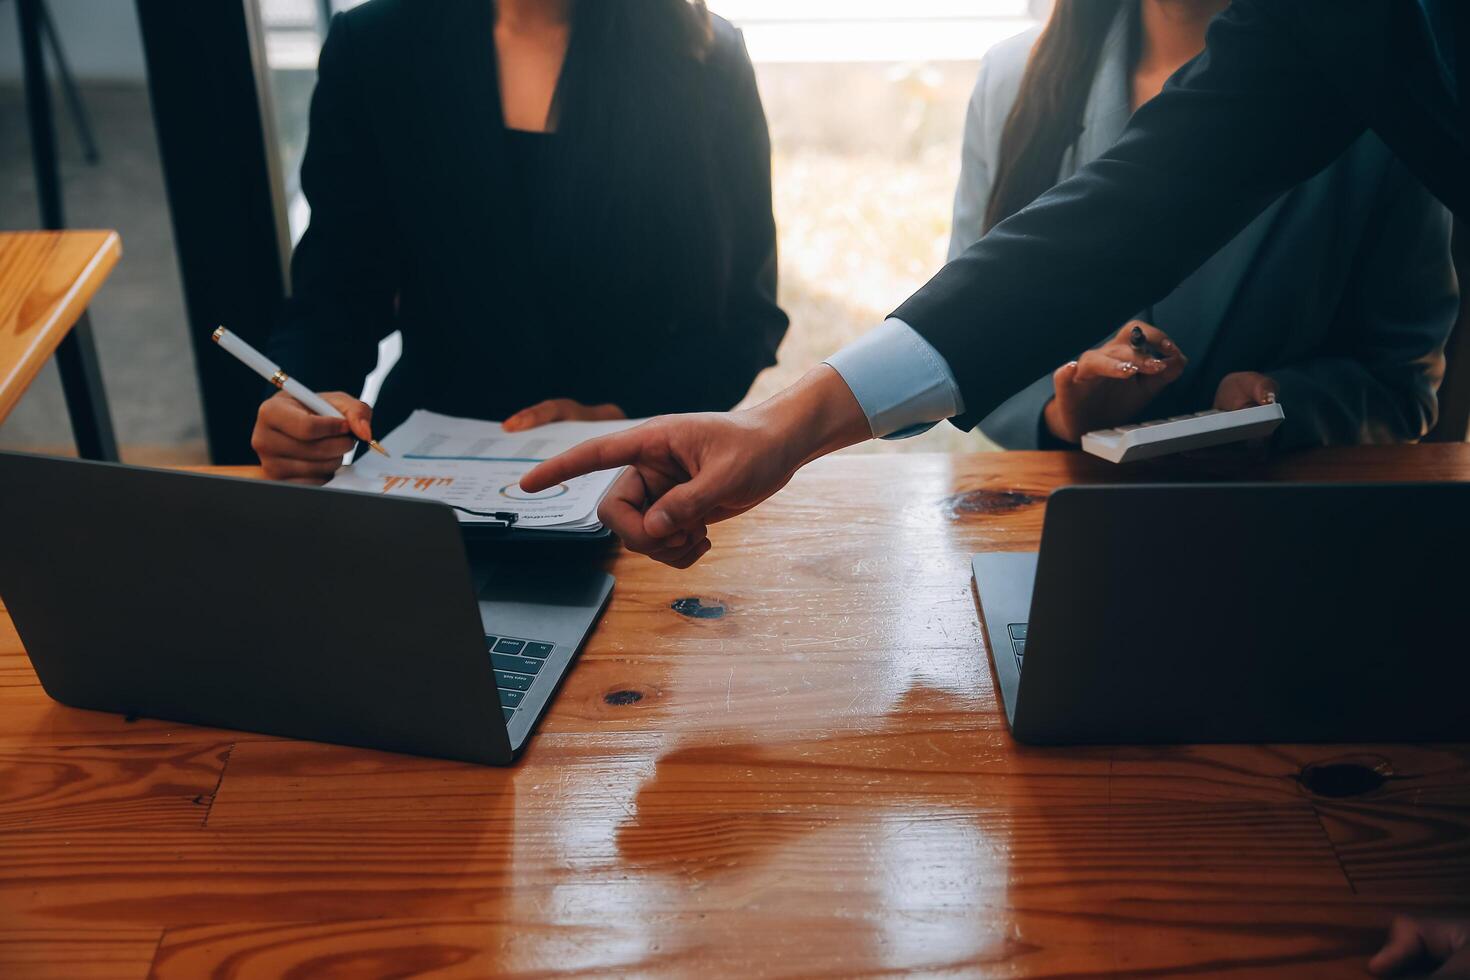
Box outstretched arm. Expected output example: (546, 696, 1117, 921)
(527, 0, 1391, 567)
(521, 365, 870, 557)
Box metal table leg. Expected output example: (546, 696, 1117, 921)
(17, 0, 120, 461)
(39, 0, 102, 165)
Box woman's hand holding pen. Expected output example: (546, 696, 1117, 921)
(1043, 320, 1187, 443)
(502, 399, 626, 432)
(253, 390, 376, 484)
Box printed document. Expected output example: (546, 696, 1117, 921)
(325, 410, 636, 530)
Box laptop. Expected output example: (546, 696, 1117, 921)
(971, 482, 1470, 745)
(0, 451, 613, 765)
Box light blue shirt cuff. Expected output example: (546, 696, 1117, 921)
(824, 318, 966, 439)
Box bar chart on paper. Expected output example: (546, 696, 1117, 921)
(324, 410, 639, 530)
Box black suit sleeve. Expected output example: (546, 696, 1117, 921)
(618, 25, 787, 418)
(265, 14, 400, 400)
(709, 28, 788, 407)
(895, 0, 1372, 429)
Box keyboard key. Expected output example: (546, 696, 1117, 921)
(498, 687, 525, 707)
(1007, 623, 1028, 641)
(484, 635, 499, 649)
(492, 653, 543, 675)
(524, 641, 554, 659)
(1012, 639, 1026, 659)
(494, 669, 533, 691)
(502, 706, 515, 722)
(493, 638, 526, 655)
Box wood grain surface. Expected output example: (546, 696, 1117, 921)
(2, 446, 1467, 978)
(0, 231, 121, 422)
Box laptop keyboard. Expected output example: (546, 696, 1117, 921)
(486, 635, 556, 723)
(1007, 623, 1027, 670)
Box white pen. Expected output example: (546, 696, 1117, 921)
(211, 326, 390, 457)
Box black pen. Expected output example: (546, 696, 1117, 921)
(1130, 324, 1169, 362)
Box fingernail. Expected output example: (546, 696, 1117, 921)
(1265, 392, 1277, 404)
(647, 511, 674, 537)
(1130, 325, 1145, 346)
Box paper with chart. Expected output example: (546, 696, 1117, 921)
(325, 410, 638, 529)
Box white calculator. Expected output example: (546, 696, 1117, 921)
(1081, 403, 1285, 463)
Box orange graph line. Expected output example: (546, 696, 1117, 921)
(380, 475, 454, 493)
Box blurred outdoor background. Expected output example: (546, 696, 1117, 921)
(0, 0, 1050, 462)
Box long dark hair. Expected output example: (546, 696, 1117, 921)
(537, 1, 725, 336)
(983, 0, 1125, 232)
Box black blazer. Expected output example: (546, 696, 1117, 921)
(268, 1, 787, 435)
(895, 0, 1470, 430)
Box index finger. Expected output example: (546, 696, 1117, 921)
(267, 395, 351, 441)
(520, 428, 647, 492)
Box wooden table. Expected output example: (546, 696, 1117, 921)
(0, 230, 120, 457)
(2, 447, 1467, 978)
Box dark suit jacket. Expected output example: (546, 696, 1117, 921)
(268, 1, 788, 436)
(895, 0, 1470, 430)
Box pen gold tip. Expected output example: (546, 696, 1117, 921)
(370, 440, 391, 457)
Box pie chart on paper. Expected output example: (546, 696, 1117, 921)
(500, 483, 569, 501)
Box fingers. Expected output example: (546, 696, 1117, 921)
(1109, 320, 1188, 381)
(1215, 385, 1251, 413)
(595, 470, 712, 568)
(503, 399, 572, 433)
(1370, 915, 1431, 976)
(644, 475, 720, 538)
(263, 392, 351, 442)
(600, 477, 709, 556)
(1117, 319, 1182, 357)
(320, 392, 375, 443)
(252, 426, 356, 463)
(521, 426, 652, 492)
(1073, 348, 1144, 382)
(253, 392, 366, 479)
(259, 455, 340, 484)
(1052, 360, 1081, 393)
(650, 538, 713, 569)
(1215, 372, 1280, 412)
